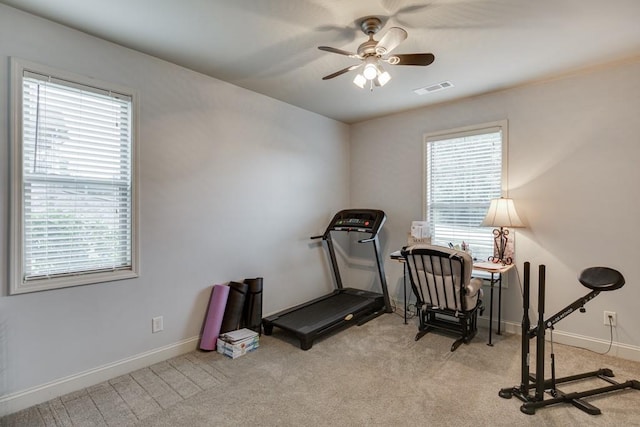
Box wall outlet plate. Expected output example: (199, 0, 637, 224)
(152, 316, 164, 333)
(604, 311, 617, 327)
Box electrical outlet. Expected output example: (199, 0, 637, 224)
(152, 316, 164, 333)
(604, 311, 617, 327)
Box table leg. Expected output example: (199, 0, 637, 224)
(487, 272, 495, 346)
(403, 262, 407, 325)
(497, 272, 503, 335)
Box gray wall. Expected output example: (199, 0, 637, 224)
(350, 57, 640, 351)
(0, 5, 349, 397)
(2, 1, 640, 410)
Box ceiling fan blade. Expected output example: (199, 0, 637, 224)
(321, 64, 362, 80)
(375, 27, 408, 55)
(318, 46, 360, 58)
(388, 53, 435, 66)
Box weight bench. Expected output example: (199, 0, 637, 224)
(499, 262, 640, 415)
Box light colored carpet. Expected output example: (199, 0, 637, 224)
(3, 313, 640, 426)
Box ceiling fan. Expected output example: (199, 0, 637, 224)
(318, 16, 435, 90)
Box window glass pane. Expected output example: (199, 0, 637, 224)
(425, 128, 503, 261)
(21, 74, 133, 281)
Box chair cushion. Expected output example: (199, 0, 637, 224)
(403, 244, 479, 312)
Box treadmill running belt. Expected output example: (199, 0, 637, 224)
(273, 293, 375, 334)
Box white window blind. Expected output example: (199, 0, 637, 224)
(11, 60, 138, 293)
(425, 126, 503, 262)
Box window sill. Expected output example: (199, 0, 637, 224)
(10, 270, 138, 295)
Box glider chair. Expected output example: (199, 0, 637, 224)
(401, 244, 484, 351)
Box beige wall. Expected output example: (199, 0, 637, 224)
(0, 4, 349, 404)
(349, 57, 640, 354)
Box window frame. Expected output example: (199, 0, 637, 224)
(422, 120, 508, 261)
(9, 58, 140, 295)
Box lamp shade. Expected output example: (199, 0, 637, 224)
(377, 70, 391, 86)
(353, 73, 366, 88)
(363, 57, 378, 80)
(481, 197, 524, 228)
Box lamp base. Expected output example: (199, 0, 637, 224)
(488, 227, 512, 265)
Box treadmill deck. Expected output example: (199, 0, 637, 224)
(263, 288, 385, 349)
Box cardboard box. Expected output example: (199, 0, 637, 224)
(220, 328, 258, 343)
(216, 336, 259, 359)
(216, 329, 259, 359)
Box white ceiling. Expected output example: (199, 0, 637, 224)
(3, 0, 640, 123)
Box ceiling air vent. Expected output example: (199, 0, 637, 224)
(413, 81, 454, 95)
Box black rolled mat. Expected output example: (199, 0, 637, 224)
(243, 277, 263, 334)
(220, 281, 248, 333)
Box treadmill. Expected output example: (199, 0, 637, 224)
(263, 209, 392, 350)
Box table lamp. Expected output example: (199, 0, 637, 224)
(480, 197, 524, 265)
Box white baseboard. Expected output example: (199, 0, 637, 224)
(533, 326, 640, 362)
(401, 307, 640, 362)
(5, 315, 639, 418)
(0, 336, 200, 417)
(480, 318, 640, 362)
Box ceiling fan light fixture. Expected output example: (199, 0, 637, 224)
(319, 16, 435, 90)
(377, 70, 391, 86)
(363, 58, 378, 80)
(353, 73, 367, 88)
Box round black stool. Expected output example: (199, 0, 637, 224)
(578, 266, 625, 292)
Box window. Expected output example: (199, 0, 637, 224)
(424, 122, 506, 262)
(9, 58, 139, 294)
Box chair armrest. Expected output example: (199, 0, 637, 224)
(466, 277, 483, 297)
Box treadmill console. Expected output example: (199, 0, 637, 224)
(325, 209, 386, 236)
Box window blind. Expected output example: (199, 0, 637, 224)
(425, 128, 503, 261)
(21, 72, 133, 281)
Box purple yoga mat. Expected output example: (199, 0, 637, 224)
(199, 284, 230, 351)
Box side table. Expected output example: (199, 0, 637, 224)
(473, 262, 515, 346)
